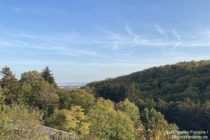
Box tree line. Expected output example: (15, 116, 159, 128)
(0, 66, 178, 140)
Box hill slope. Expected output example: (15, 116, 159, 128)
(87, 60, 210, 132)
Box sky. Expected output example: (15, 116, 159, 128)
(0, 0, 210, 84)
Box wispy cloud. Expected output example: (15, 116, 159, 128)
(172, 29, 181, 40)
(154, 23, 165, 35)
(171, 29, 181, 49)
(153, 23, 182, 51)
(0, 32, 103, 57)
(96, 24, 183, 51)
(1, 24, 210, 60)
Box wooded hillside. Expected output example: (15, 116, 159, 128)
(87, 60, 210, 134)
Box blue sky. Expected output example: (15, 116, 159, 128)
(0, 0, 210, 83)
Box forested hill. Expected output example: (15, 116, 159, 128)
(87, 60, 210, 133)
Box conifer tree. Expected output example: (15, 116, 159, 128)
(0, 67, 18, 104)
(41, 66, 56, 86)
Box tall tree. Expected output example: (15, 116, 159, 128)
(0, 67, 18, 104)
(41, 66, 56, 86)
(19, 71, 59, 119)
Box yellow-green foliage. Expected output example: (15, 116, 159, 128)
(88, 98, 136, 140)
(48, 105, 90, 138)
(116, 98, 140, 123)
(0, 104, 48, 140)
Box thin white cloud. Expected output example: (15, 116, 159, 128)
(125, 24, 138, 38)
(154, 23, 165, 35)
(1, 25, 210, 60)
(97, 25, 167, 49)
(171, 29, 181, 49)
(0, 32, 102, 57)
(153, 24, 182, 52)
(125, 24, 144, 47)
(172, 29, 181, 40)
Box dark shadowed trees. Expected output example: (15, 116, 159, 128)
(0, 67, 18, 104)
(41, 66, 57, 87)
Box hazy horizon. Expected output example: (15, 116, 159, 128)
(1, 0, 210, 83)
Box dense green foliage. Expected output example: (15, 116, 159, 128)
(0, 66, 179, 139)
(58, 89, 95, 112)
(88, 60, 210, 135)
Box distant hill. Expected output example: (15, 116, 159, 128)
(87, 60, 210, 133)
(59, 82, 87, 89)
